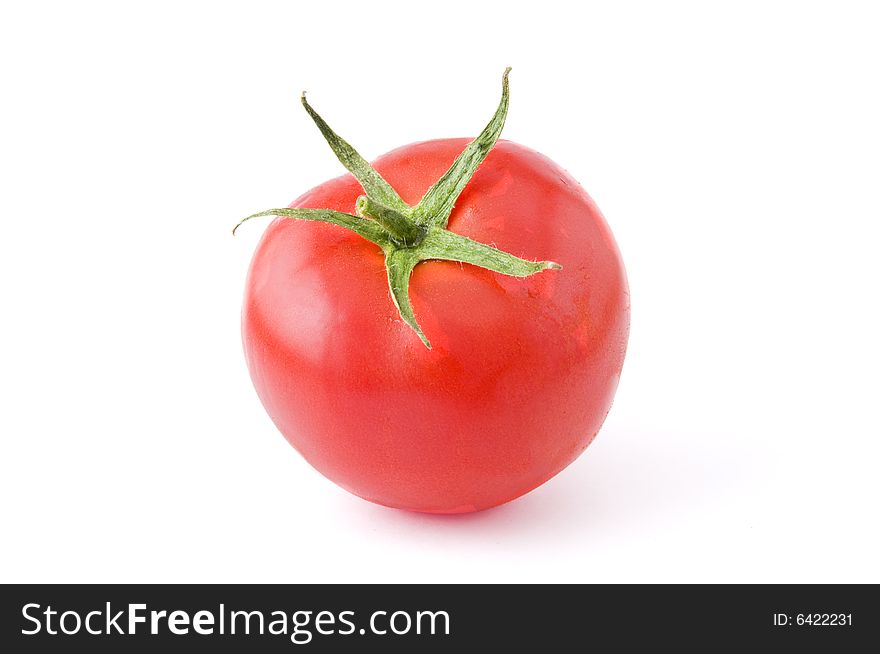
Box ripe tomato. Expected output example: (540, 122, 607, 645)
(240, 73, 629, 513)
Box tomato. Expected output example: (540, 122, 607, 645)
(240, 72, 629, 513)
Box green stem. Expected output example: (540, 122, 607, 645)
(384, 228, 559, 348)
(236, 69, 562, 349)
(412, 67, 511, 229)
(301, 93, 410, 214)
(232, 207, 389, 245)
(356, 196, 426, 247)
(417, 228, 561, 276)
(384, 248, 428, 347)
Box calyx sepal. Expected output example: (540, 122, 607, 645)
(235, 69, 561, 348)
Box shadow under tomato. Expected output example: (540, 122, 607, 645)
(341, 425, 755, 544)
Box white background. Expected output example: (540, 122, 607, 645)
(1, 1, 878, 583)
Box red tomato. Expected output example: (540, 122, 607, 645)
(242, 138, 629, 513)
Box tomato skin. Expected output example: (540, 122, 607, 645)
(242, 139, 629, 513)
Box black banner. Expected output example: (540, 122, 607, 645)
(1, 584, 875, 651)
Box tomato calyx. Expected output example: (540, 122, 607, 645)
(355, 196, 426, 247)
(234, 68, 561, 348)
